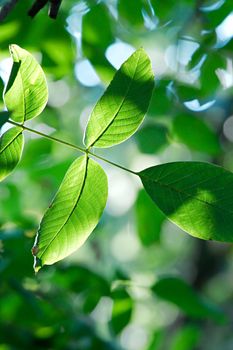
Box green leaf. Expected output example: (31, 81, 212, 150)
(0, 111, 10, 128)
(135, 189, 165, 246)
(82, 3, 115, 82)
(139, 161, 233, 242)
(0, 126, 24, 182)
(0, 78, 4, 110)
(117, 0, 150, 29)
(135, 123, 168, 154)
(202, 0, 233, 30)
(4, 44, 48, 123)
(171, 114, 221, 155)
(33, 155, 108, 271)
(169, 325, 201, 350)
(200, 52, 225, 96)
(53, 265, 110, 313)
(152, 277, 225, 322)
(111, 289, 133, 334)
(148, 79, 173, 117)
(84, 48, 154, 148)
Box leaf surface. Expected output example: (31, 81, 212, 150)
(136, 189, 165, 246)
(0, 126, 24, 182)
(82, 3, 115, 82)
(84, 48, 154, 148)
(33, 155, 108, 271)
(171, 114, 221, 155)
(139, 161, 233, 242)
(4, 44, 48, 123)
(136, 123, 168, 154)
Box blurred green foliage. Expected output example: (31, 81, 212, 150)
(1, 0, 233, 349)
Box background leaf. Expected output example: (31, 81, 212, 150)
(0, 126, 24, 182)
(117, 0, 149, 29)
(152, 277, 225, 322)
(0, 111, 10, 128)
(82, 3, 115, 82)
(140, 162, 233, 242)
(135, 189, 165, 246)
(110, 289, 133, 335)
(171, 114, 221, 155)
(33, 155, 108, 271)
(84, 48, 154, 148)
(169, 325, 201, 350)
(136, 123, 168, 154)
(4, 44, 48, 123)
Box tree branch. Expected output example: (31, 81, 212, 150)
(49, 0, 62, 19)
(28, 0, 49, 18)
(28, 0, 63, 19)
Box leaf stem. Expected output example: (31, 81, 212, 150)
(8, 120, 137, 176)
(88, 150, 137, 175)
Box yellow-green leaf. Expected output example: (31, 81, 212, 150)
(33, 155, 108, 271)
(140, 161, 233, 242)
(4, 44, 48, 123)
(84, 48, 154, 148)
(0, 126, 24, 181)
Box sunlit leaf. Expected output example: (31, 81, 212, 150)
(4, 44, 48, 123)
(171, 114, 221, 155)
(84, 48, 154, 148)
(139, 161, 233, 242)
(0, 126, 24, 182)
(33, 155, 108, 271)
(153, 276, 225, 321)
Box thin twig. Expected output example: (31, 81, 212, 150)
(28, 0, 48, 18)
(8, 120, 137, 176)
(49, 0, 62, 19)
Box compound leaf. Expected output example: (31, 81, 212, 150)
(0, 126, 24, 181)
(33, 155, 108, 271)
(84, 48, 154, 148)
(4, 44, 48, 123)
(139, 161, 233, 242)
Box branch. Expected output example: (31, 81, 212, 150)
(28, 0, 63, 19)
(49, 0, 62, 19)
(8, 120, 137, 175)
(28, 0, 48, 18)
